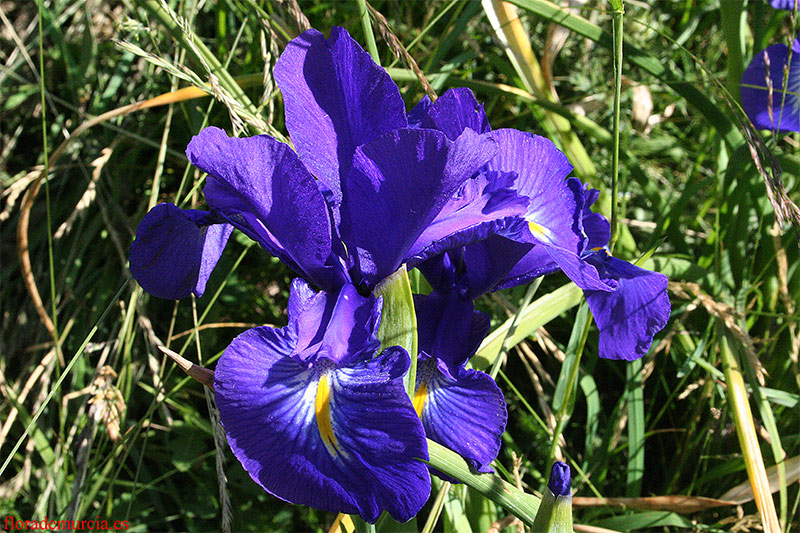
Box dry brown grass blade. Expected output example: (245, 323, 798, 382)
(16, 85, 211, 347)
(720, 455, 800, 505)
(572, 495, 737, 514)
(366, 1, 436, 101)
(157, 346, 215, 389)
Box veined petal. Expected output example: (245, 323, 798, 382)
(584, 254, 671, 360)
(740, 35, 800, 133)
(415, 357, 507, 476)
(129, 203, 232, 299)
(286, 279, 382, 366)
(414, 292, 489, 368)
(407, 170, 529, 267)
(408, 87, 491, 140)
(341, 128, 497, 288)
(274, 27, 408, 207)
(186, 127, 345, 290)
(327, 347, 431, 522)
(215, 290, 429, 523)
(487, 129, 579, 250)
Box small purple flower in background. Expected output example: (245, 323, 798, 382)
(740, 32, 800, 133)
(214, 279, 430, 522)
(770, 0, 799, 10)
(413, 290, 507, 478)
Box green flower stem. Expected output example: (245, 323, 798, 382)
(374, 265, 418, 397)
(531, 490, 573, 533)
(609, 0, 623, 249)
(356, 0, 380, 66)
(424, 440, 541, 526)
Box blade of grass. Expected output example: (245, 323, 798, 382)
(506, 0, 744, 149)
(717, 323, 780, 532)
(482, 0, 596, 179)
(356, 0, 380, 65)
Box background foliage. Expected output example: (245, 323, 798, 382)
(1, 0, 799, 531)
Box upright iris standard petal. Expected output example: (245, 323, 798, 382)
(408, 87, 492, 140)
(215, 279, 430, 523)
(740, 35, 800, 133)
(407, 170, 529, 267)
(584, 253, 671, 360)
(413, 292, 507, 476)
(486, 129, 610, 292)
(341, 127, 497, 287)
(186, 127, 346, 291)
(129, 203, 233, 299)
(274, 26, 408, 206)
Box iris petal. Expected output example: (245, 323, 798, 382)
(186, 127, 345, 291)
(128, 203, 232, 299)
(584, 254, 671, 360)
(341, 127, 497, 287)
(740, 35, 800, 133)
(414, 291, 489, 368)
(407, 170, 529, 267)
(274, 27, 408, 208)
(416, 357, 507, 476)
(215, 281, 430, 523)
(408, 87, 492, 140)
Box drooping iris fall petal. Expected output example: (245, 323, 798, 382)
(214, 279, 430, 523)
(128, 203, 233, 299)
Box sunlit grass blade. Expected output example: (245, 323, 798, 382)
(718, 323, 781, 532)
(482, 0, 596, 179)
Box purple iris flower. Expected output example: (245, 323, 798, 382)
(414, 88, 670, 360)
(412, 290, 507, 479)
(128, 27, 522, 299)
(740, 32, 800, 133)
(770, 0, 798, 10)
(214, 278, 430, 522)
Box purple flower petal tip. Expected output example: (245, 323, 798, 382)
(548, 461, 571, 497)
(129, 203, 232, 299)
(586, 255, 671, 361)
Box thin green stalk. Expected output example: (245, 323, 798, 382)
(0, 278, 132, 479)
(625, 357, 644, 497)
(609, 0, 624, 249)
(506, 0, 744, 149)
(425, 440, 541, 526)
(489, 278, 542, 379)
(420, 481, 450, 533)
(36, 0, 62, 365)
(356, 0, 380, 66)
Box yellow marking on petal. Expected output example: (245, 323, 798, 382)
(315, 374, 341, 456)
(528, 221, 548, 241)
(413, 383, 428, 417)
